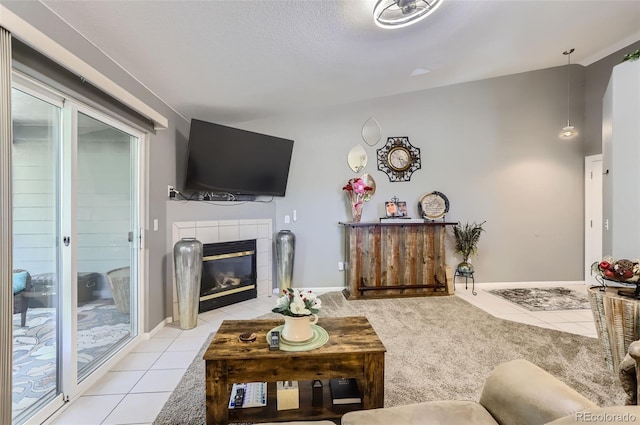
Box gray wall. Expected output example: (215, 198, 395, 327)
(238, 66, 586, 286)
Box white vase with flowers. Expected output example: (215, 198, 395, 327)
(272, 288, 321, 342)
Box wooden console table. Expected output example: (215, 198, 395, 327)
(203, 317, 385, 425)
(339, 221, 456, 299)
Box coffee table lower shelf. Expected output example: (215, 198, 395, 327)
(228, 379, 359, 423)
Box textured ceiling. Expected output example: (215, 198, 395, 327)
(35, 0, 640, 124)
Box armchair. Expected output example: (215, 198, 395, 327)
(342, 359, 640, 425)
(620, 339, 640, 405)
(13, 269, 32, 327)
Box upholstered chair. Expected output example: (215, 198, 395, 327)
(13, 269, 32, 327)
(619, 339, 640, 405)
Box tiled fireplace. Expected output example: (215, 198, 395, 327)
(171, 219, 273, 320)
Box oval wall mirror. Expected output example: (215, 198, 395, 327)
(361, 173, 376, 198)
(362, 117, 382, 146)
(347, 144, 367, 173)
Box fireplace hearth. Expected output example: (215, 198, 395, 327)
(199, 239, 257, 313)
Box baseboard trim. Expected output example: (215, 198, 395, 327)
(272, 286, 346, 295)
(468, 281, 587, 287)
(143, 317, 173, 340)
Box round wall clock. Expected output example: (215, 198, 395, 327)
(387, 146, 412, 171)
(376, 137, 421, 182)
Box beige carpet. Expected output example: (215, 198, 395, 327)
(153, 292, 625, 425)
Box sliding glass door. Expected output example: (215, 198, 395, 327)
(11, 86, 62, 422)
(11, 78, 144, 424)
(75, 111, 139, 380)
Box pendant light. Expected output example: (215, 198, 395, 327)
(560, 48, 577, 139)
(374, 0, 444, 29)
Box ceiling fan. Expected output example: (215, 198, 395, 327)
(373, 0, 444, 29)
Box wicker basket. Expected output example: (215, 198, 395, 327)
(107, 267, 130, 314)
(588, 286, 640, 373)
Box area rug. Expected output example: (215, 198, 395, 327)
(153, 292, 624, 425)
(487, 287, 591, 311)
(12, 302, 131, 413)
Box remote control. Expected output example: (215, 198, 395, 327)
(270, 331, 280, 350)
(234, 386, 245, 407)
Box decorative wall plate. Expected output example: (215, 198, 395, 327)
(376, 137, 421, 182)
(360, 173, 376, 197)
(267, 325, 329, 352)
(418, 191, 450, 220)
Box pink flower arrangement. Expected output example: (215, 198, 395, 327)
(343, 178, 372, 205)
(343, 178, 372, 221)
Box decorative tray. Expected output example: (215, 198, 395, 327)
(594, 275, 640, 299)
(592, 257, 640, 298)
(267, 325, 329, 352)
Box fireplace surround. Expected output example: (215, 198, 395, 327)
(171, 218, 273, 321)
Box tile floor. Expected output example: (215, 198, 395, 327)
(455, 281, 597, 338)
(47, 282, 597, 424)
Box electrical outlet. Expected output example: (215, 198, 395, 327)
(167, 185, 174, 198)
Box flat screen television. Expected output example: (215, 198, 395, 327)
(183, 119, 294, 197)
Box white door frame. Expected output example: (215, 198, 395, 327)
(585, 154, 603, 285)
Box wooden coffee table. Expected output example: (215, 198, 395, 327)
(203, 316, 386, 425)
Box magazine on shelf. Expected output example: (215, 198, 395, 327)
(329, 378, 361, 404)
(228, 382, 267, 408)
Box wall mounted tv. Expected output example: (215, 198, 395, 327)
(183, 119, 294, 197)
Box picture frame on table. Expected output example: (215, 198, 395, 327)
(385, 200, 408, 217)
